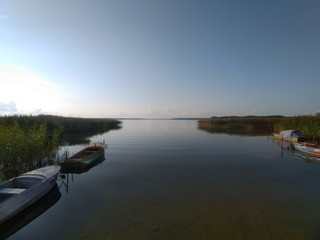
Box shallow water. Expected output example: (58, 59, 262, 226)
(6, 120, 320, 240)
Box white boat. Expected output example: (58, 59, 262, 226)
(273, 130, 305, 142)
(0, 165, 61, 224)
(0, 184, 61, 239)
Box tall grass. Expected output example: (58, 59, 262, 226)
(274, 115, 320, 141)
(0, 115, 121, 179)
(198, 115, 320, 142)
(198, 116, 282, 136)
(0, 115, 122, 144)
(0, 123, 59, 179)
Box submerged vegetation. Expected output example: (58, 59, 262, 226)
(0, 115, 121, 179)
(198, 115, 320, 142)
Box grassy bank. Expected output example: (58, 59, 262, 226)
(0, 115, 122, 144)
(0, 123, 59, 179)
(198, 116, 283, 136)
(0, 115, 121, 179)
(198, 115, 320, 141)
(274, 115, 320, 141)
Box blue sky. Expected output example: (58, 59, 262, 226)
(0, 0, 319, 118)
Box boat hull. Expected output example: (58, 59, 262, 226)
(0, 184, 61, 239)
(59, 146, 105, 169)
(273, 134, 304, 142)
(293, 143, 320, 157)
(273, 130, 305, 142)
(0, 165, 60, 224)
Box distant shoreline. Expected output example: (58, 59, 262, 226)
(117, 118, 208, 120)
(117, 115, 286, 120)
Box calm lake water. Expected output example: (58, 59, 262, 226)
(6, 120, 320, 240)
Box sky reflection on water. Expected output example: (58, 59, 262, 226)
(8, 120, 320, 240)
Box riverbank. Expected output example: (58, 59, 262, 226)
(198, 115, 320, 142)
(0, 115, 121, 179)
(198, 116, 282, 136)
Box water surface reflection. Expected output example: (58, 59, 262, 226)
(0, 184, 61, 239)
(9, 120, 320, 240)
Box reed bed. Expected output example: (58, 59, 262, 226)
(0, 123, 59, 179)
(274, 115, 320, 142)
(0, 115, 121, 179)
(198, 116, 282, 136)
(198, 115, 320, 142)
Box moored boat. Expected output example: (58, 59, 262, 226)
(0, 184, 61, 239)
(273, 130, 305, 142)
(292, 151, 320, 163)
(59, 145, 105, 169)
(293, 142, 320, 157)
(0, 165, 61, 224)
(60, 155, 105, 174)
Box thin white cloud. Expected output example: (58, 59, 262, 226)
(0, 63, 71, 115)
(23, 71, 67, 97)
(0, 101, 17, 114)
(0, 14, 9, 19)
(164, 107, 171, 113)
(30, 108, 47, 115)
(246, 108, 260, 115)
(136, 107, 202, 118)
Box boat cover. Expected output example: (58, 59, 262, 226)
(279, 130, 304, 139)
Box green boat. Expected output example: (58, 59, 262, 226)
(59, 145, 105, 170)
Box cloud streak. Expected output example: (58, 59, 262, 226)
(0, 63, 71, 115)
(0, 14, 9, 19)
